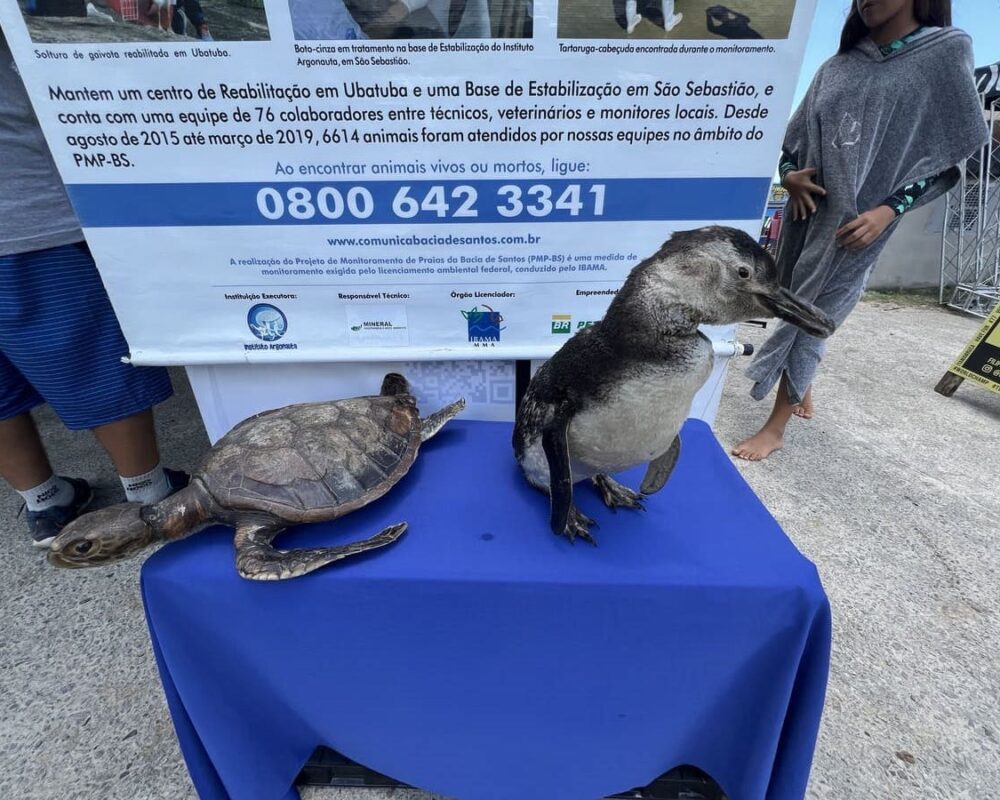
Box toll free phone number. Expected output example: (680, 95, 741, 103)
(256, 183, 607, 223)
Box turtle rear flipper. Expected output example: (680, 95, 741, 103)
(234, 522, 407, 581)
(420, 398, 465, 442)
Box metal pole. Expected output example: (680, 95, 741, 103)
(940, 179, 951, 304)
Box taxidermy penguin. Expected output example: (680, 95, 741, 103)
(513, 226, 834, 543)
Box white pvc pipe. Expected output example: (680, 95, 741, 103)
(712, 340, 754, 358)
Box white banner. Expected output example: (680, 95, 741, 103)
(2, 0, 815, 365)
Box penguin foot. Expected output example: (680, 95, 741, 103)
(592, 475, 645, 512)
(561, 506, 598, 545)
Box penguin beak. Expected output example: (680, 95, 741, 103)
(757, 287, 835, 338)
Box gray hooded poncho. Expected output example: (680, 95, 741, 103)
(746, 27, 989, 403)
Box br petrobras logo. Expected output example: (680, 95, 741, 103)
(247, 303, 287, 342)
(462, 305, 505, 346)
(551, 314, 571, 334)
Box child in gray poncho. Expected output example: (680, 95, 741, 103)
(733, 0, 988, 461)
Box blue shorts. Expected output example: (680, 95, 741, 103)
(0, 242, 173, 430)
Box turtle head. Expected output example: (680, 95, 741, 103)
(48, 503, 158, 569)
(380, 372, 412, 396)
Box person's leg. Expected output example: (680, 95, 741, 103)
(0, 412, 54, 491)
(0, 411, 93, 546)
(92, 408, 160, 478)
(660, 0, 681, 30)
(0, 405, 93, 549)
(792, 385, 814, 419)
(175, 0, 213, 39)
(777, 254, 876, 427)
(0, 257, 94, 546)
(2, 243, 183, 507)
(613, 0, 628, 28)
(736, 252, 874, 460)
(731, 372, 799, 461)
(625, 0, 641, 32)
(171, 0, 187, 35)
(0, 256, 49, 492)
(92, 409, 189, 504)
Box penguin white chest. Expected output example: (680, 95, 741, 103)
(568, 360, 710, 474)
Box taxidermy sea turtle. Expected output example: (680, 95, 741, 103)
(49, 374, 464, 580)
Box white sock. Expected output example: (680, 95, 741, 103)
(18, 475, 74, 512)
(121, 464, 170, 505)
(661, 0, 681, 29)
(626, 1, 641, 32)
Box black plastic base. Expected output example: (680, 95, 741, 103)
(297, 747, 727, 799)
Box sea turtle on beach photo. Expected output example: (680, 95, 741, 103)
(48, 373, 464, 580)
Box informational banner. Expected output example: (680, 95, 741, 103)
(2, 0, 816, 365)
(946, 300, 1000, 395)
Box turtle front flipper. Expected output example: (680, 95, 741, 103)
(420, 398, 466, 442)
(234, 522, 407, 581)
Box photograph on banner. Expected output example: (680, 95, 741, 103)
(558, 0, 795, 39)
(0, 0, 818, 364)
(288, 0, 533, 40)
(16, 0, 270, 43)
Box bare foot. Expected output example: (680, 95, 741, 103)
(792, 387, 814, 419)
(731, 428, 784, 461)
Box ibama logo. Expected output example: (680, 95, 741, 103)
(462, 305, 505, 347)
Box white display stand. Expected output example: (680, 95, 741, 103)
(186, 325, 741, 443)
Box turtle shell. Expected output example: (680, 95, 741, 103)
(197, 395, 421, 524)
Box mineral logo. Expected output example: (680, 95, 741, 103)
(353, 321, 399, 330)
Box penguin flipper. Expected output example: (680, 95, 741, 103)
(640, 434, 681, 495)
(541, 412, 574, 537)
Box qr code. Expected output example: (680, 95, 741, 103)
(402, 361, 515, 408)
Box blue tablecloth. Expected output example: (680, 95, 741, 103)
(141, 419, 830, 800)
